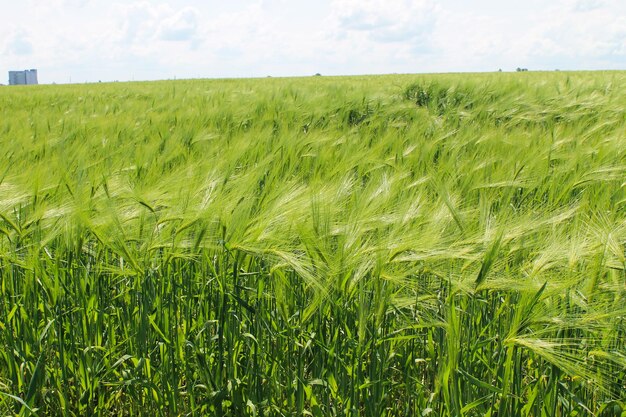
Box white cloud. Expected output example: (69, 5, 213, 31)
(114, 2, 201, 44)
(158, 7, 199, 42)
(521, 1, 626, 66)
(203, 4, 275, 50)
(116, 2, 163, 45)
(571, 0, 604, 12)
(1, 0, 624, 83)
(4, 30, 34, 56)
(99, 1, 206, 66)
(424, 0, 626, 72)
(331, 0, 439, 45)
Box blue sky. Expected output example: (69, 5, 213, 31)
(1, 0, 625, 84)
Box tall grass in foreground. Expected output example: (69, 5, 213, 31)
(0, 72, 624, 416)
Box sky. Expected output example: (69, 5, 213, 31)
(1, 0, 625, 84)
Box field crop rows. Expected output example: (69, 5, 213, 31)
(0, 72, 625, 416)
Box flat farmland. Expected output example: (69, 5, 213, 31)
(0, 72, 624, 416)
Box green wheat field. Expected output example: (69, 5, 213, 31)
(0, 72, 625, 416)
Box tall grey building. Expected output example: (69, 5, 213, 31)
(8, 69, 38, 85)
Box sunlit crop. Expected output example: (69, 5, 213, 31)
(0, 72, 624, 416)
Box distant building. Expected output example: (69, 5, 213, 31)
(8, 69, 38, 85)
